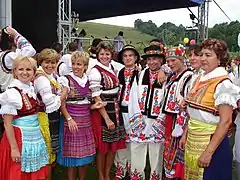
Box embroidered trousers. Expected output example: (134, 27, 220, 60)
(130, 142, 164, 180)
(114, 143, 131, 179)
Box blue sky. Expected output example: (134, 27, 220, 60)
(90, 0, 239, 28)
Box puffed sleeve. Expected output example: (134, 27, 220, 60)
(34, 76, 61, 113)
(57, 76, 70, 92)
(0, 88, 22, 115)
(214, 79, 240, 109)
(58, 63, 69, 76)
(88, 68, 102, 97)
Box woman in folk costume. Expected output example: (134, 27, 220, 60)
(57, 51, 105, 180)
(34, 49, 68, 180)
(130, 45, 166, 180)
(157, 46, 193, 179)
(0, 56, 48, 180)
(234, 55, 240, 180)
(183, 38, 240, 180)
(113, 45, 140, 180)
(89, 41, 126, 180)
(0, 27, 36, 140)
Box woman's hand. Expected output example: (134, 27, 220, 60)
(198, 151, 212, 168)
(11, 148, 21, 163)
(105, 118, 115, 130)
(157, 70, 166, 84)
(91, 101, 107, 109)
(5, 27, 18, 38)
(179, 99, 187, 110)
(67, 119, 78, 133)
(179, 134, 187, 150)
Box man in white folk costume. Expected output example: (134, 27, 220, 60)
(114, 45, 140, 179)
(130, 44, 166, 180)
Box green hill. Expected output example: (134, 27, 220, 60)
(76, 22, 156, 53)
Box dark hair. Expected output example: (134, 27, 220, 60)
(0, 27, 13, 51)
(68, 42, 78, 52)
(96, 41, 113, 58)
(118, 31, 123, 36)
(89, 38, 102, 54)
(187, 44, 201, 56)
(51, 42, 63, 54)
(200, 38, 230, 67)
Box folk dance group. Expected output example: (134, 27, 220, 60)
(0, 26, 239, 180)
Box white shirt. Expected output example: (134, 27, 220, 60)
(59, 53, 72, 74)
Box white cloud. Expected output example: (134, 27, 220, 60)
(89, 0, 240, 28)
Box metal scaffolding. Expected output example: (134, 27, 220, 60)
(198, 0, 210, 41)
(58, 0, 72, 52)
(0, 0, 12, 28)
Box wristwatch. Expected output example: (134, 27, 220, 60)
(67, 117, 72, 121)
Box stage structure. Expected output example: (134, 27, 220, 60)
(7, 0, 202, 51)
(58, 0, 72, 52)
(0, 0, 12, 28)
(198, 0, 210, 40)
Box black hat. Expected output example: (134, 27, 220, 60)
(141, 45, 165, 60)
(117, 45, 140, 64)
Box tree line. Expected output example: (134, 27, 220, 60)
(134, 19, 240, 52)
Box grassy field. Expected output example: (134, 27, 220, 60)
(76, 22, 156, 54)
(53, 134, 236, 180)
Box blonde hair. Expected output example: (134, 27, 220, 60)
(12, 56, 37, 78)
(37, 48, 59, 65)
(71, 51, 90, 66)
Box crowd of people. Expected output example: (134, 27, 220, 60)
(0, 26, 240, 180)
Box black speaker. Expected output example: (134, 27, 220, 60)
(12, 0, 58, 52)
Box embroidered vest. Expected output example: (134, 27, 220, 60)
(65, 75, 91, 102)
(162, 69, 193, 115)
(94, 65, 118, 90)
(138, 68, 165, 118)
(186, 75, 229, 115)
(118, 67, 139, 107)
(11, 87, 40, 118)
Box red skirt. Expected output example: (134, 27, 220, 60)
(0, 126, 48, 180)
(91, 110, 126, 153)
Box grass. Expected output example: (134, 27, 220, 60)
(53, 131, 237, 180)
(76, 22, 156, 54)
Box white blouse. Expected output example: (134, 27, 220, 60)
(187, 67, 240, 124)
(0, 79, 36, 115)
(88, 62, 119, 97)
(34, 68, 61, 113)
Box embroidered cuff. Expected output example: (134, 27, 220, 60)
(14, 34, 30, 49)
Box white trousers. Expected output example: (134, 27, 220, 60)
(114, 143, 131, 179)
(130, 142, 164, 180)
